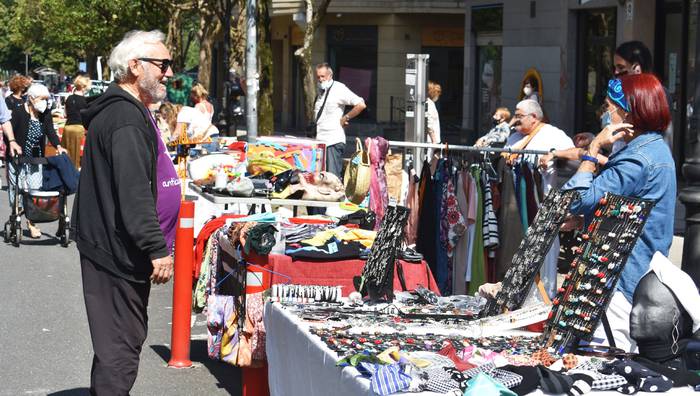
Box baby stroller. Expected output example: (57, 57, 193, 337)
(3, 155, 71, 247)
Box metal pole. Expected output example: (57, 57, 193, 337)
(245, 0, 258, 142)
(25, 52, 28, 76)
(386, 140, 551, 155)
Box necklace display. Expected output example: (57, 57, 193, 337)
(359, 205, 410, 302)
(309, 327, 542, 357)
(482, 189, 579, 316)
(541, 193, 654, 352)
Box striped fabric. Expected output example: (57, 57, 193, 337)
(481, 170, 499, 249)
(359, 362, 412, 395)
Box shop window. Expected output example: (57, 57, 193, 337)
(575, 8, 617, 134)
(422, 47, 464, 129)
(327, 26, 378, 121)
(472, 5, 503, 137)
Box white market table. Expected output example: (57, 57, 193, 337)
(189, 183, 341, 213)
(263, 303, 695, 396)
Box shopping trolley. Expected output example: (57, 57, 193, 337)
(3, 155, 70, 247)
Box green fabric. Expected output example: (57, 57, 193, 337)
(193, 237, 213, 312)
(518, 167, 528, 234)
(167, 73, 194, 105)
(463, 372, 517, 396)
(468, 167, 486, 295)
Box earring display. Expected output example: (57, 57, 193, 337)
(482, 189, 579, 316)
(358, 205, 411, 302)
(541, 193, 654, 352)
(271, 284, 343, 304)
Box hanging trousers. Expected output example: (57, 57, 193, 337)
(81, 254, 151, 396)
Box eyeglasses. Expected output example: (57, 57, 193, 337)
(138, 58, 173, 74)
(514, 113, 530, 120)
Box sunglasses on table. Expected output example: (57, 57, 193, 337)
(138, 58, 173, 73)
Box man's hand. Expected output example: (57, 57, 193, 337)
(151, 255, 174, 284)
(340, 115, 349, 128)
(474, 138, 486, 148)
(560, 214, 584, 232)
(538, 152, 555, 169)
(56, 146, 68, 155)
(478, 282, 502, 299)
(9, 141, 21, 156)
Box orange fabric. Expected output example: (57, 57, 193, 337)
(504, 122, 544, 162)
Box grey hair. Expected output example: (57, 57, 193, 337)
(315, 62, 333, 76)
(26, 83, 50, 99)
(108, 30, 166, 82)
(516, 99, 543, 120)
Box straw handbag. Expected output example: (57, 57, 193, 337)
(343, 137, 372, 204)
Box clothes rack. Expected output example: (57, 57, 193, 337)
(387, 140, 551, 155)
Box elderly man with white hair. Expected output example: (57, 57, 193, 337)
(506, 99, 575, 297)
(71, 30, 179, 394)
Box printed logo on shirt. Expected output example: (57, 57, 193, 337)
(162, 177, 182, 188)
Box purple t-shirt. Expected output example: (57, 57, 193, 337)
(149, 113, 181, 251)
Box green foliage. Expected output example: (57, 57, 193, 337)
(1, 0, 171, 74)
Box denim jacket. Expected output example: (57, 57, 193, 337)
(562, 132, 676, 302)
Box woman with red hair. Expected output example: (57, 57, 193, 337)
(562, 73, 676, 351)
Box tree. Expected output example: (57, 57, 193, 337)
(294, 0, 331, 122)
(159, 0, 197, 72)
(2, 0, 169, 75)
(196, 0, 224, 92)
(256, 0, 273, 136)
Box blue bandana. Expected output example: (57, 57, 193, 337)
(607, 79, 630, 112)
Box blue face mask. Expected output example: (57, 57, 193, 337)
(600, 111, 612, 128)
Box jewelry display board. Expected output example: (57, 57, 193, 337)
(481, 189, 579, 317)
(359, 205, 410, 302)
(541, 193, 654, 352)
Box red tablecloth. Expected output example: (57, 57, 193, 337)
(245, 253, 439, 297)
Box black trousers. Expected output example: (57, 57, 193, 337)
(81, 255, 151, 396)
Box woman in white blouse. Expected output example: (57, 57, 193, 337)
(426, 81, 442, 158)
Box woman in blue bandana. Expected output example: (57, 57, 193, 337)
(562, 74, 676, 351)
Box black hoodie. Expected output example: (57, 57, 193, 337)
(71, 84, 168, 282)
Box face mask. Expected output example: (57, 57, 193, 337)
(523, 86, 533, 96)
(320, 80, 333, 90)
(600, 110, 612, 128)
(33, 99, 47, 113)
(492, 118, 500, 127)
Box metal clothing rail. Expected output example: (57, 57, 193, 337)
(386, 140, 551, 155)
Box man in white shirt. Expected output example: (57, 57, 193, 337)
(313, 63, 366, 177)
(506, 99, 575, 299)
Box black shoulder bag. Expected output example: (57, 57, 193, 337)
(306, 82, 333, 138)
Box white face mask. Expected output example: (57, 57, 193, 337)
(33, 99, 48, 113)
(320, 79, 333, 90)
(523, 86, 533, 97)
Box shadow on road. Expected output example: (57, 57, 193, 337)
(47, 388, 90, 396)
(150, 340, 242, 395)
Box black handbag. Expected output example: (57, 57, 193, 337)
(306, 82, 333, 138)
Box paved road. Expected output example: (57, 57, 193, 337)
(0, 173, 241, 396)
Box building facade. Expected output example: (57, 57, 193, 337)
(267, 0, 699, 173)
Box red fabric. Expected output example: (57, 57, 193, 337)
(265, 254, 440, 296)
(193, 214, 248, 278)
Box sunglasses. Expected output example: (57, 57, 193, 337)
(138, 58, 173, 73)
